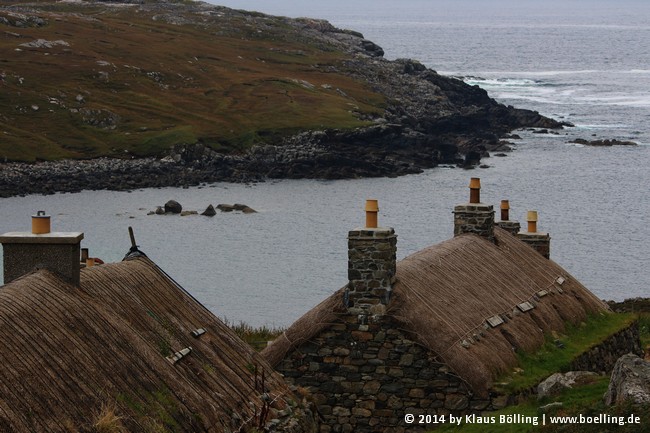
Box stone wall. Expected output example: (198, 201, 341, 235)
(276, 314, 491, 433)
(1, 241, 82, 286)
(453, 204, 495, 241)
(570, 321, 643, 373)
(274, 318, 642, 433)
(346, 228, 397, 310)
(517, 232, 551, 259)
(496, 220, 521, 236)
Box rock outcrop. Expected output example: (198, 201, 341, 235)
(537, 371, 599, 399)
(201, 204, 216, 217)
(0, 0, 565, 197)
(164, 200, 182, 214)
(604, 353, 650, 406)
(571, 138, 638, 146)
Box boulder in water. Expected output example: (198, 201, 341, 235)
(164, 200, 182, 214)
(201, 204, 217, 217)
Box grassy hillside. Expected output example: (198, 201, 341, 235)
(436, 310, 649, 433)
(0, 0, 385, 161)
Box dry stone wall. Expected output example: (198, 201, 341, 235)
(453, 204, 495, 241)
(275, 320, 642, 432)
(569, 322, 643, 373)
(276, 314, 491, 433)
(517, 232, 551, 259)
(496, 220, 521, 236)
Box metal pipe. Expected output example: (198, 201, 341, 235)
(31, 210, 51, 234)
(527, 210, 538, 233)
(128, 226, 137, 248)
(469, 178, 481, 204)
(81, 248, 89, 262)
(500, 200, 510, 221)
(365, 199, 379, 228)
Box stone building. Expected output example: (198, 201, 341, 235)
(0, 214, 317, 432)
(262, 179, 640, 433)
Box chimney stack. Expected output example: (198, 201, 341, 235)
(346, 200, 397, 315)
(0, 212, 84, 286)
(517, 210, 551, 259)
(453, 178, 495, 242)
(496, 199, 521, 236)
(501, 200, 510, 221)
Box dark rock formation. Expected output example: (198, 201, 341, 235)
(235, 204, 257, 214)
(0, 1, 566, 197)
(216, 204, 256, 214)
(571, 138, 638, 146)
(164, 200, 182, 214)
(201, 205, 216, 217)
(216, 204, 234, 212)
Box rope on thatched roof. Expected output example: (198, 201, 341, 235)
(263, 227, 608, 398)
(0, 258, 303, 432)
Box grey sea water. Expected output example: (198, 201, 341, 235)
(1, 0, 649, 326)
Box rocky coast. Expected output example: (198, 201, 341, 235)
(0, 0, 563, 197)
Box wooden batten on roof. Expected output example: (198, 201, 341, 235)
(263, 227, 608, 396)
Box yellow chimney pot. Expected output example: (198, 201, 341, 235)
(365, 199, 379, 228)
(31, 210, 51, 235)
(500, 200, 510, 221)
(469, 178, 481, 204)
(527, 210, 538, 233)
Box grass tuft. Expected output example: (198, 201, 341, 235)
(226, 320, 285, 351)
(93, 401, 127, 433)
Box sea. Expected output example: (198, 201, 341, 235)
(1, 0, 649, 327)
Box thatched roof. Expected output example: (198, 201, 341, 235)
(262, 227, 608, 396)
(0, 256, 300, 432)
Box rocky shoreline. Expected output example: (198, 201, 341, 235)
(0, 122, 550, 198)
(0, 1, 565, 198)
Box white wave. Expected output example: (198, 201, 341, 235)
(464, 77, 539, 87)
(574, 123, 629, 129)
(573, 95, 650, 107)
(451, 70, 600, 77)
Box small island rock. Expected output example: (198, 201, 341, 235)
(164, 200, 182, 214)
(201, 205, 217, 217)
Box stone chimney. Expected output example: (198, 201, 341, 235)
(496, 200, 521, 236)
(0, 211, 84, 286)
(517, 210, 551, 259)
(453, 178, 495, 242)
(345, 200, 397, 315)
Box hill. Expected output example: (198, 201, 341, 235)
(0, 0, 560, 196)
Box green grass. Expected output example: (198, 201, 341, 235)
(494, 312, 638, 394)
(0, 2, 386, 161)
(435, 310, 649, 433)
(637, 313, 650, 353)
(437, 377, 650, 433)
(227, 320, 285, 352)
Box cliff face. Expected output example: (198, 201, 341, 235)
(0, 0, 560, 195)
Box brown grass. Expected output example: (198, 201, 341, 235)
(93, 402, 127, 433)
(0, 3, 385, 161)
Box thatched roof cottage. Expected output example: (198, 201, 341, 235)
(262, 179, 639, 433)
(0, 217, 317, 432)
